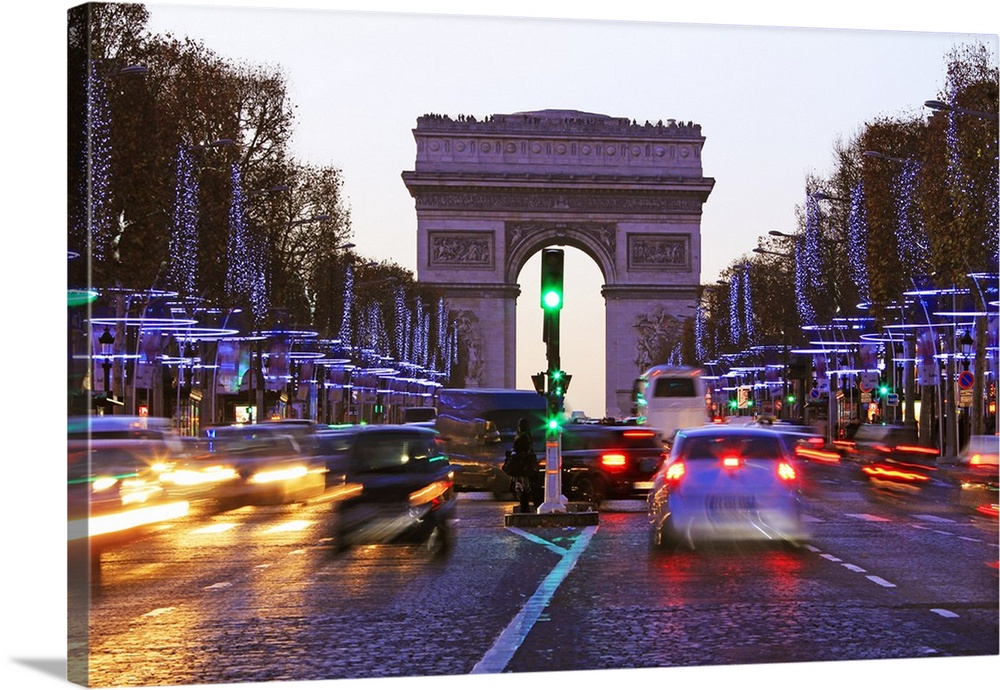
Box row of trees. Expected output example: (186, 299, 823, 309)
(691, 43, 997, 434)
(68, 4, 463, 392)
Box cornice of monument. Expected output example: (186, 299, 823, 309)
(415, 110, 704, 139)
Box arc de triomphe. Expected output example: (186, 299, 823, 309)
(402, 110, 715, 416)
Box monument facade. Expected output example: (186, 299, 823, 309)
(402, 110, 715, 416)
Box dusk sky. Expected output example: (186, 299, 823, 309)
(3, 4, 998, 690)
(141, 0, 997, 417)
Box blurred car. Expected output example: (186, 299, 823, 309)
(192, 424, 327, 509)
(67, 416, 190, 553)
(647, 426, 808, 550)
(840, 423, 940, 490)
(752, 420, 837, 464)
(955, 434, 999, 518)
(319, 425, 456, 554)
(553, 423, 667, 505)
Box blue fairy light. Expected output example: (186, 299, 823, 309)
(168, 144, 199, 295)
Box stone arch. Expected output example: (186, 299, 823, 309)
(505, 223, 615, 286)
(402, 109, 714, 415)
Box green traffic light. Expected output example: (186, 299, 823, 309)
(729, 400, 738, 409)
(540, 248, 564, 311)
(547, 417, 560, 431)
(878, 385, 889, 395)
(786, 395, 795, 404)
(542, 289, 562, 309)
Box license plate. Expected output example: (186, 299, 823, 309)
(633, 481, 654, 490)
(706, 494, 756, 516)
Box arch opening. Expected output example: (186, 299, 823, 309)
(516, 246, 607, 418)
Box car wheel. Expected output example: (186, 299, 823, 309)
(574, 475, 605, 507)
(426, 523, 453, 557)
(650, 515, 680, 552)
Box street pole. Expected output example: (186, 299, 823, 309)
(945, 325, 958, 460)
(539, 248, 568, 514)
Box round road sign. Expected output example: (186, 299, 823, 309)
(958, 370, 974, 390)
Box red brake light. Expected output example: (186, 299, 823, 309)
(722, 456, 741, 468)
(623, 430, 655, 438)
(665, 462, 685, 482)
(600, 453, 627, 469)
(777, 461, 797, 481)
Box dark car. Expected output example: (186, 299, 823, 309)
(319, 425, 457, 554)
(647, 426, 808, 550)
(554, 423, 667, 505)
(840, 423, 940, 490)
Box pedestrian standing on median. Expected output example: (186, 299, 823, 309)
(511, 417, 536, 513)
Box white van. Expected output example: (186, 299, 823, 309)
(633, 365, 709, 440)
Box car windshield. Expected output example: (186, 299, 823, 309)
(678, 435, 785, 461)
(352, 434, 443, 472)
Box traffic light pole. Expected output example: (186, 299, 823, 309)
(539, 248, 568, 514)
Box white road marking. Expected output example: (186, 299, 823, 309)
(866, 575, 897, 588)
(931, 608, 960, 618)
(820, 553, 843, 563)
(506, 527, 567, 555)
(141, 607, 176, 618)
(958, 536, 982, 543)
(471, 525, 598, 674)
(912, 514, 955, 523)
(804, 544, 822, 553)
(842, 563, 867, 573)
(846, 513, 891, 522)
(204, 581, 233, 590)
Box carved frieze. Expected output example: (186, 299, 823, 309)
(413, 191, 704, 213)
(506, 222, 616, 262)
(628, 233, 690, 271)
(427, 231, 495, 270)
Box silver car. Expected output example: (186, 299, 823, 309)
(648, 426, 809, 550)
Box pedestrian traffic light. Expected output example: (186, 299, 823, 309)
(531, 372, 546, 396)
(540, 248, 564, 311)
(548, 369, 571, 397)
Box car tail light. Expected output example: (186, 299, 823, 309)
(970, 453, 983, 466)
(895, 444, 939, 456)
(600, 453, 627, 469)
(722, 456, 741, 469)
(623, 430, 655, 438)
(861, 465, 930, 482)
(795, 446, 841, 463)
(665, 462, 685, 483)
(777, 461, 797, 481)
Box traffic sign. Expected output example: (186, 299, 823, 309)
(886, 393, 899, 407)
(859, 371, 878, 393)
(958, 370, 974, 390)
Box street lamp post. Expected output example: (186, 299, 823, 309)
(98, 326, 115, 414)
(924, 100, 999, 121)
